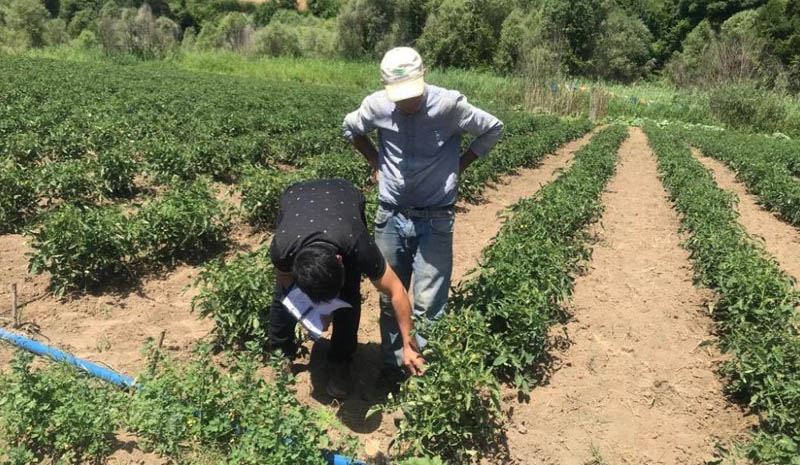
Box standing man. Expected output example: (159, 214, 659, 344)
(268, 179, 424, 399)
(342, 47, 504, 393)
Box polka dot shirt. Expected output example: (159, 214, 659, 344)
(269, 179, 386, 280)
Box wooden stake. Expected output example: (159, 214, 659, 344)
(11, 284, 19, 329)
(148, 330, 166, 374)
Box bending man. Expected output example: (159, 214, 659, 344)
(268, 178, 424, 399)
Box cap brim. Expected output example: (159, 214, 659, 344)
(385, 76, 425, 102)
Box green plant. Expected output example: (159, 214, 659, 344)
(238, 165, 310, 228)
(27, 204, 134, 296)
(644, 123, 800, 463)
(36, 159, 99, 205)
(0, 160, 37, 233)
(133, 181, 230, 265)
(683, 126, 800, 227)
(0, 351, 122, 465)
(127, 343, 350, 464)
(386, 126, 626, 463)
(192, 248, 275, 350)
(708, 84, 787, 134)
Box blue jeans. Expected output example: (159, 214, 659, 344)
(374, 205, 454, 367)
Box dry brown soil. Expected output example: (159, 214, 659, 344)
(503, 128, 755, 465)
(693, 148, 800, 283)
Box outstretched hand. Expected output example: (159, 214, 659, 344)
(404, 346, 426, 376)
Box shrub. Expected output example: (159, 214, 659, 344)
(251, 22, 302, 58)
(27, 204, 134, 296)
(239, 165, 310, 228)
(74, 28, 99, 49)
(0, 161, 37, 234)
(709, 83, 787, 133)
(336, 0, 396, 59)
(127, 344, 347, 464)
(94, 149, 138, 198)
(133, 181, 230, 265)
(594, 7, 654, 83)
(0, 352, 122, 465)
(42, 18, 70, 46)
(192, 249, 274, 350)
(1, 0, 50, 48)
(36, 159, 99, 206)
(417, 0, 509, 70)
(306, 152, 373, 190)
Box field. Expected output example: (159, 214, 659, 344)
(1, 54, 799, 465)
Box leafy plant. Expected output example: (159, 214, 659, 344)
(0, 160, 37, 233)
(0, 351, 122, 465)
(133, 181, 231, 265)
(682, 126, 800, 227)
(386, 126, 626, 462)
(36, 159, 98, 206)
(27, 204, 134, 296)
(644, 123, 800, 463)
(238, 164, 310, 228)
(192, 247, 275, 350)
(127, 343, 349, 464)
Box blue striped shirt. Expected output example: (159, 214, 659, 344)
(343, 85, 504, 208)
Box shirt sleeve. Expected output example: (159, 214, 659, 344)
(355, 232, 386, 281)
(343, 95, 377, 141)
(269, 237, 293, 273)
(455, 96, 505, 158)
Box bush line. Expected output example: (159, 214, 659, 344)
(683, 127, 800, 227)
(644, 123, 800, 464)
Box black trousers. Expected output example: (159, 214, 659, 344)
(268, 268, 361, 363)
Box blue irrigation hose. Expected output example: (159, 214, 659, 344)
(0, 328, 366, 465)
(0, 327, 136, 388)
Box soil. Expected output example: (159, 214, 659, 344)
(0, 128, 765, 463)
(503, 128, 756, 465)
(692, 148, 800, 283)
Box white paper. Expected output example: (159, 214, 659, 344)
(281, 287, 352, 340)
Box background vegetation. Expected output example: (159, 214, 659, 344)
(2, 0, 799, 137)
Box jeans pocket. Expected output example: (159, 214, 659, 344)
(429, 215, 455, 234)
(374, 207, 393, 230)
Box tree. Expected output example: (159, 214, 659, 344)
(336, 0, 395, 58)
(595, 6, 654, 82)
(3, 0, 50, 47)
(539, 0, 606, 75)
(417, 0, 511, 69)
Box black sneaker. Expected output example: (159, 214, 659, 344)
(326, 361, 351, 399)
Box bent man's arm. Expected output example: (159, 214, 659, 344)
(343, 96, 380, 175)
(351, 134, 379, 173)
(456, 97, 504, 172)
(371, 264, 425, 375)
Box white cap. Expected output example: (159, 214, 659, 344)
(380, 47, 425, 102)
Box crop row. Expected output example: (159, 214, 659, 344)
(644, 124, 800, 464)
(26, 181, 231, 297)
(377, 125, 628, 462)
(0, 57, 357, 172)
(682, 127, 800, 227)
(0, 345, 355, 465)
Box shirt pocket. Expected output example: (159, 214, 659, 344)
(417, 128, 449, 157)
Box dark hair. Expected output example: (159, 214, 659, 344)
(293, 244, 344, 303)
